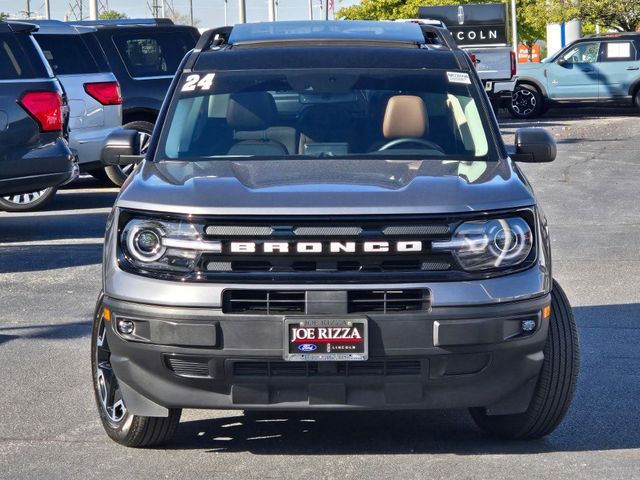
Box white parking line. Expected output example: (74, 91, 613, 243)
(0, 238, 104, 247)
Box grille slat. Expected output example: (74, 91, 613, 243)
(233, 360, 422, 377)
(166, 357, 211, 378)
(223, 289, 428, 315)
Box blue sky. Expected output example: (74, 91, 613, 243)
(1, 0, 361, 26)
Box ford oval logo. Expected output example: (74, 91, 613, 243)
(298, 343, 317, 352)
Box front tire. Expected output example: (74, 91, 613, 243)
(509, 84, 544, 119)
(469, 280, 579, 439)
(0, 187, 56, 212)
(103, 120, 153, 187)
(92, 301, 181, 447)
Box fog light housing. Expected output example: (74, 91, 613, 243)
(117, 319, 135, 335)
(521, 319, 536, 332)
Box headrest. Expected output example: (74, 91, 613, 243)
(382, 95, 428, 139)
(227, 92, 277, 131)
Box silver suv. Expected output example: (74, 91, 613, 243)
(0, 20, 122, 211)
(94, 22, 579, 448)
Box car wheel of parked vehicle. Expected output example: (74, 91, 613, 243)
(509, 84, 544, 119)
(92, 301, 181, 447)
(469, 280, 579, 439)
(0, 187, 57, 212)
(634, 89, 640, 112)
(103, 120, 153, 187)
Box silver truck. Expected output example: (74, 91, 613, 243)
(418, 3, 517, 107)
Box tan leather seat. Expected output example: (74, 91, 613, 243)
(226, 92, 296, 156)
(382, 95, 428, 139)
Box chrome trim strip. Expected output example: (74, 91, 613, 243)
(162, 238, 222, 252)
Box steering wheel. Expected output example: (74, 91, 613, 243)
(378, 138, 444, 152)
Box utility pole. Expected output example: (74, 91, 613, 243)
(45, 0, 51, 19)
(189, 0, 193, 25)
(268, 0, 275, 22)
(224, 0, 228, 25)
(238, 0, 246, 23)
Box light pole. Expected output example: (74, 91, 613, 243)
(89, 0, 98, 20)
(324, 0, 329, 21)
(268, 0, 276, 22)
(510, 0, 518, 53)
(308, 0, 313, 20)
(44, 0, 50, 19)
(224, 0, 228, 25)
(238, 0, 246, 23)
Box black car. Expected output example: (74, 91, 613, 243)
(68, 18, 200, 185)
(0, 20, 76, 212)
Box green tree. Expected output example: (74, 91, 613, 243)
(338, 0, 577, 55)
(578, 0, 640, 31)
(0, 11, 10, 20)
(99, 10, 128, 20)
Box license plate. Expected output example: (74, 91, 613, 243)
(284, 317, 368, 361)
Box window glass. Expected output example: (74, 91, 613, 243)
(160, 69, 493, 162)
(35, 34, 101, 74)
(561, 42, 600, 64)
(113, 32, 193, 78)
(601, 41, 637, 62)
(0, 34, 32, 79)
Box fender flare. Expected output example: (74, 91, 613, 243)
(515, 77, 548, 98)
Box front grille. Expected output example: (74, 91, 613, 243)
(232, 360, 423, 377)
(223, 290, 306, 314)
(165, 356, 211, 378)
(223, 289, 429, 315)
(347, 290, 428, 313)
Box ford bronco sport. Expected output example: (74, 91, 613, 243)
(93, 21, 579, 447)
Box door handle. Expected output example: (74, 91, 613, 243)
(626, 66, 640, 70)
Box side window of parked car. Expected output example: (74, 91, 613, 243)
(112, 32, 192, 78)
(599, 41, 637, 62)
(560, 42, 600, 64)
(0, 34, 32, 79)
(36, 34, 102, 75)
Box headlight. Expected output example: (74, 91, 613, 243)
(432, 217, 533, 271)
(121, 218, 220, 273)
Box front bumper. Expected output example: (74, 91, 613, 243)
(102, 292, 550, 416)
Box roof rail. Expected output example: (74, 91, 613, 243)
(585, 31, 639, 39)
(69, 18, 174, 27)
(419, 25, 458, 49)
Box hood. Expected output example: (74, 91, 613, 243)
(116, 158, 535, 216)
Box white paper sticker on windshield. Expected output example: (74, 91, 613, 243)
(447, 72, 471, 85)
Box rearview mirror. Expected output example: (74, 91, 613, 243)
(511, 128, 556, 163)
(102, 129, 144, 166)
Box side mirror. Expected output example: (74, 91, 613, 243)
(511, 128, 556, 163)
(102, 128, 144, 166)
(556, 57, 567, 65)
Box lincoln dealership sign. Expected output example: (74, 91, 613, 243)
(418, 3, 508, 46)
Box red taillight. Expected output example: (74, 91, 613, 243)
(19, 91, 63, 133)
(84, 81, 122, 105)
(510, 50, 517, 78)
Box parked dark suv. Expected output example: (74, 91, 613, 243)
(69, 18, 200, 185)
(94, 21, 579, 448)
(0, 20, 76, 212)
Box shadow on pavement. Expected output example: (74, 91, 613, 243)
(168, 303, 640, 455)
(0, 321, 91, 346)
(0, 243, 103, 272)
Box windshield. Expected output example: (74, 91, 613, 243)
(159, 68, 495, 161)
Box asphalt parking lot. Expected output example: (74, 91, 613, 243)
(1, 107, 639, 479)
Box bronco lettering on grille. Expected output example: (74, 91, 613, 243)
(229, 241, 425, 254)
